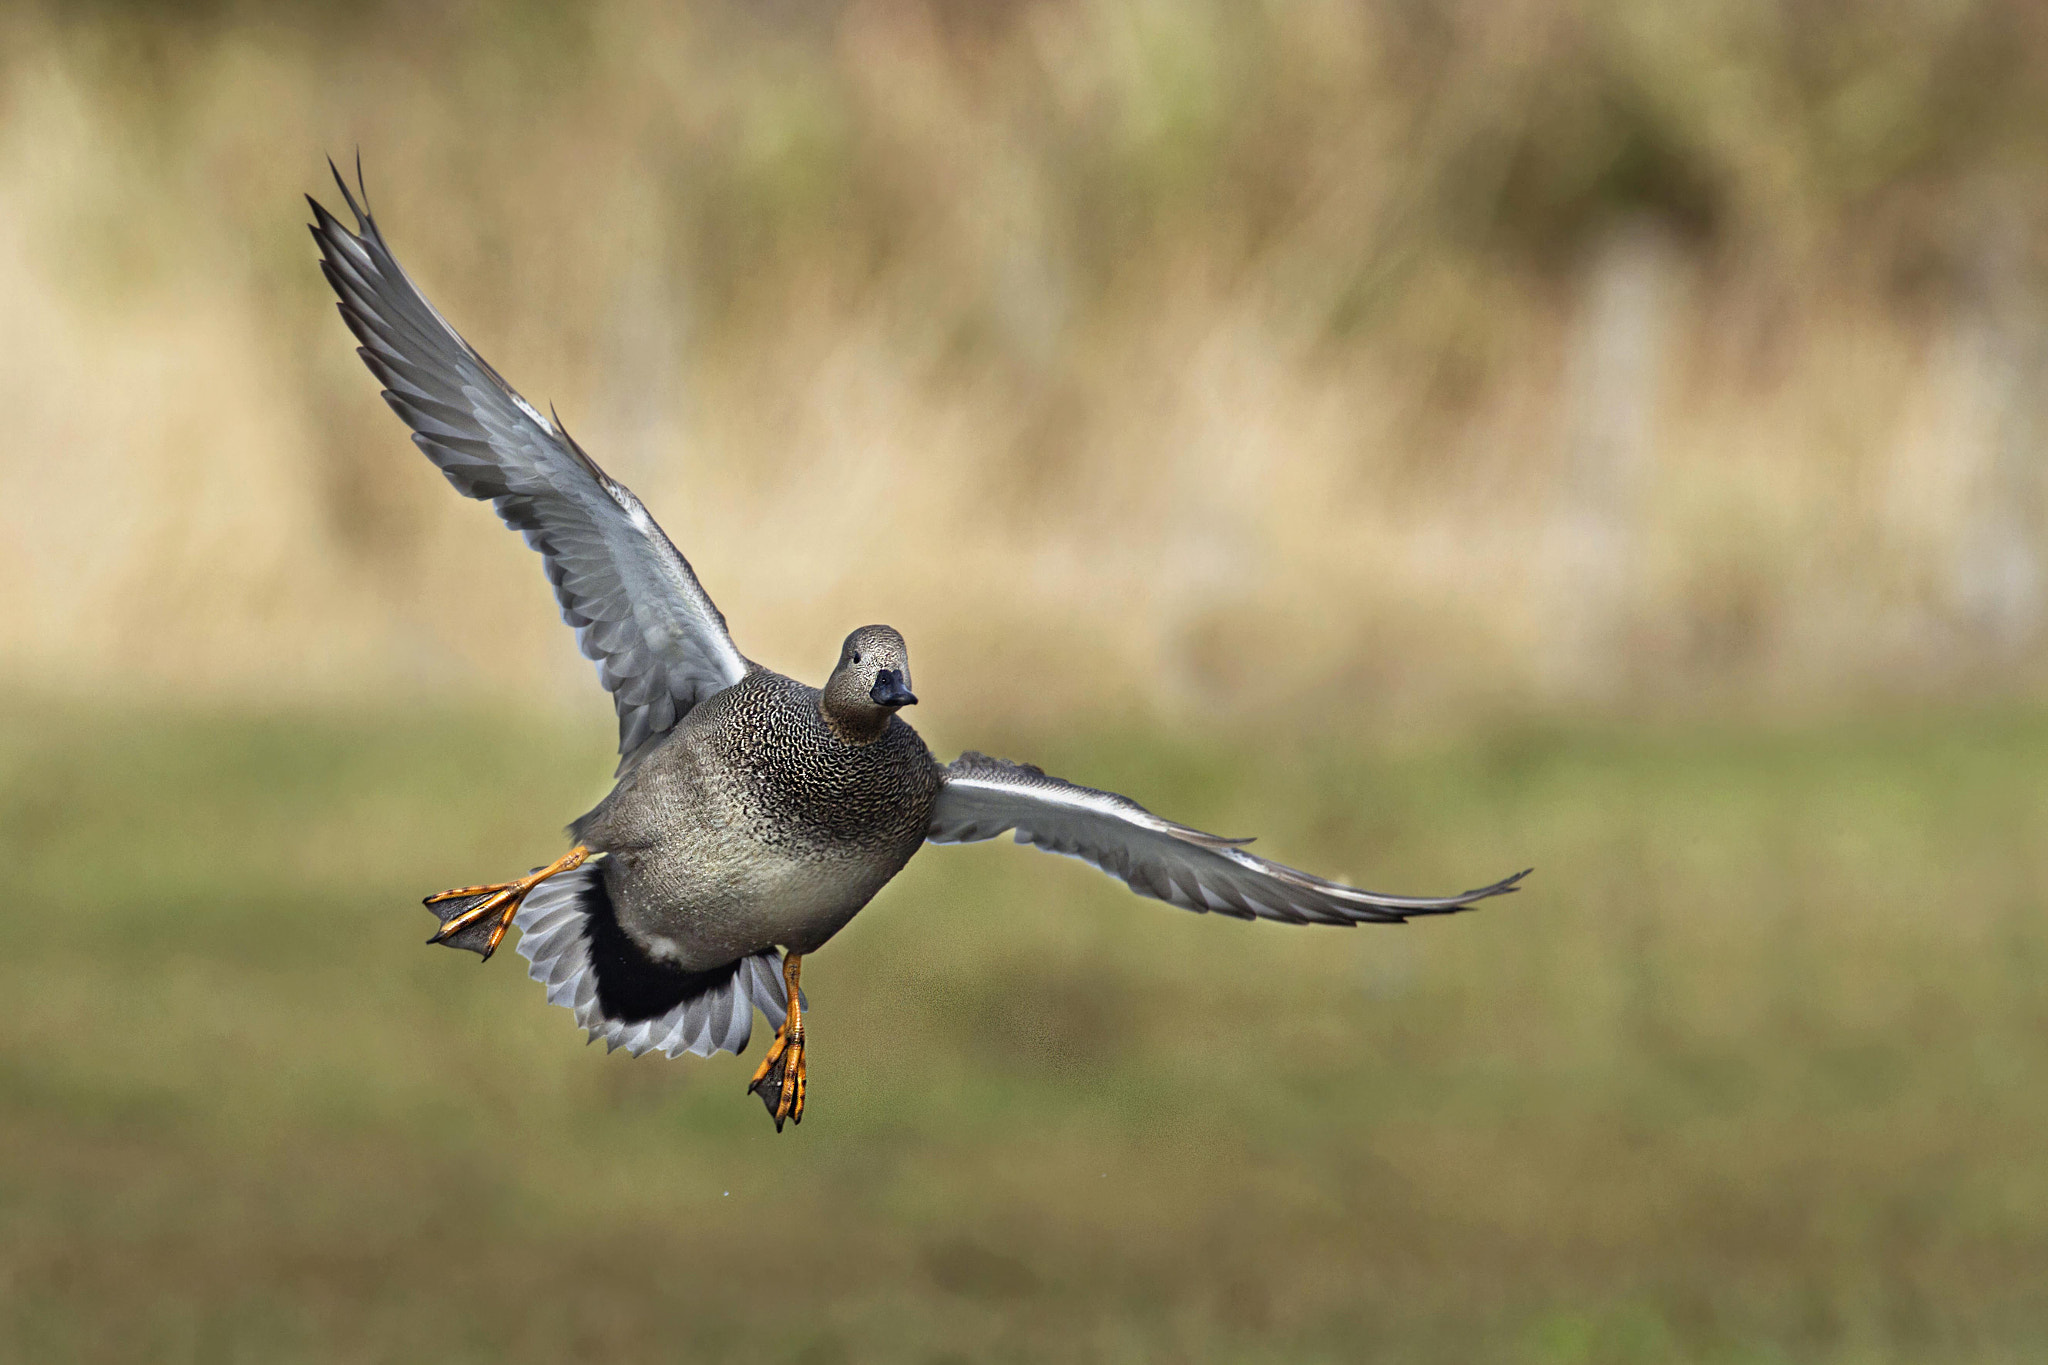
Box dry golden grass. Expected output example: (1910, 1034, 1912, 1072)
(5, 0, 2048, 727)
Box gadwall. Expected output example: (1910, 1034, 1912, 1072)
(309, 165, 1528, 1130)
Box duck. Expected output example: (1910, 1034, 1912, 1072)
(308, 163, 1529, 1131)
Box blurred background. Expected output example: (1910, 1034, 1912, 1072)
(3, 0, 2047, 1360)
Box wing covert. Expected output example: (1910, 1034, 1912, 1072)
(928, 752, 1528, 925)
(308, 162, 750, 772)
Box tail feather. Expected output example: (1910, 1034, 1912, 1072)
(506, 859, 793, 1059)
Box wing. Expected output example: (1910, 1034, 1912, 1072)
(928, 752, 1529, 925)
(308, 161, 751, 772)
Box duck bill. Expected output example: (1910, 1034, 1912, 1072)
(869, 670, 917, 707)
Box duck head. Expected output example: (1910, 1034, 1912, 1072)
(822, 624, 917, 742)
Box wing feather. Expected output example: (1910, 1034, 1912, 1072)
(928, 752, 1528, 925)
(308, 161, 749, 772)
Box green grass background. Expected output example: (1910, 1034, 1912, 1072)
(1, 698, 2043, 1363)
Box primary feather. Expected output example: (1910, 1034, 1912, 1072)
(928, 752, 1529, 925)
(307, 162, 749, 772)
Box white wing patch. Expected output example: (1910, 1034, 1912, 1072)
(928, 752, 1528, 926)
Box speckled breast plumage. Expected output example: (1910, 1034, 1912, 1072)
(571, 669, 942, 970)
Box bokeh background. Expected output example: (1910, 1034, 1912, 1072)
(4, 1, 2047, 1360)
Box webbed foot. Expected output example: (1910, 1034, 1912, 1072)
(745, 953, 807, 1130)
(423, 846, 589, 961)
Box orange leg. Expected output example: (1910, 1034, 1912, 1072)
(423, 845, 589, 961)
(746, 953, 807, 1131)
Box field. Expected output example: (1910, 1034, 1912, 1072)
(7, 2, 2048, 1359)
(2, 696, 2042, 1363)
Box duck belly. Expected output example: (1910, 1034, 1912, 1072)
(573, 677, 940, 971)
(604, 831, 908, 970)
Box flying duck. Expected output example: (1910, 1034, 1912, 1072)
(308, 164, 1528, 1131)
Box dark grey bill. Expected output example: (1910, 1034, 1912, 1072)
(870, 670, 917, 707)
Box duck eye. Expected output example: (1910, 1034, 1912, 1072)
(851, 652, 861, 664)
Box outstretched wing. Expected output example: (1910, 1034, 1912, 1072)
(308, 161, 750, 772)
(928, 752, 1529, 925)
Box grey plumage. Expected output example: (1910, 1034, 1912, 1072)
(514, 865, 792, 1058)
(308, 162, 1528, 1097)
(308, 169, 747, 774)
(928, 753, 1529, 924)
(570, 663, 942, 976)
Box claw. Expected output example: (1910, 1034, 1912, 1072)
(747, 1024, 806, 1130)
(422, 846, 588, 962)
(426, 885, 518, 940)
(745, 953, 807, 1130)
